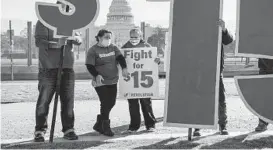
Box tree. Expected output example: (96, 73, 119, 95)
(1, 33, 10, 55)
(147, 26, 166, 56)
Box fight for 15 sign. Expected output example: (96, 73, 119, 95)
(119, 47, 159, 99)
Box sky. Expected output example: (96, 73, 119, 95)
(1, 0, 237, 35)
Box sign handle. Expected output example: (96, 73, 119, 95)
(188, 128, 192, 141)
(49, 43, 66, 143)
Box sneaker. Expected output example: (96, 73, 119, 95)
(255, 122, 268, 132)
(220, 129, 229, 135)
(146, 126, 156, 132)
(193, 129, 201, 137)
(122, 129, 138, 134)
(63, 131, 79, 140)
(34, 132, 45, 142)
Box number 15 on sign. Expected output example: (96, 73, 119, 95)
(120, 47, 159, 99)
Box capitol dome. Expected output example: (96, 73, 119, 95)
(106, 0, 134, 25)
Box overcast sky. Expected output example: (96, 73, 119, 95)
(1, 0, 237, 35)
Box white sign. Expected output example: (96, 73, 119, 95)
(120, 47, 159, 99)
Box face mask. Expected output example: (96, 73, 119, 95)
(101, 39, 111, 47)
(130, 39, 140, 46)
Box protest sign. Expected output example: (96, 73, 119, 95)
(35, 0, 99, 38)
(235, 0, 273, 124)
(162, 0, 223, 129)
(120, 47, 159, 99)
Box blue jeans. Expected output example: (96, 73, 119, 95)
(35, 68, 75, 133)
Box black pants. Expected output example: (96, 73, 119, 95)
(35, 68, 75, 133)
(218, 76, 227, 128)
(95, 84, 117, 120)
(128, 98, 156, 130)
(258, 68, 273, 125)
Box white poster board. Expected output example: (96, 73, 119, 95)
(119, 47, 159, 99)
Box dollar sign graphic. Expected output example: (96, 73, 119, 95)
(235, 0, 273, 124)
(35, 0, 99, 38)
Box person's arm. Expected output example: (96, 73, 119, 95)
(146, 42, 162, 65)
(222, 29, 233, 45)
(115, 46, 127, 69)
(71, 32, 83, 45)
(116, 55, 127, 69)
(86, 64, 99, 77)
(85, 48, 99, 77)
(35, 21, 60, 49)
(34, 21, 50, 49)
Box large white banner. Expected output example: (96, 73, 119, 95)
(120, 47, 159, 99)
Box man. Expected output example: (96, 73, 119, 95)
(122, 28, 161, 133)
(34, 1, 82, 142)
(193, 19, 233, 136)
(255, 58, 273, 132)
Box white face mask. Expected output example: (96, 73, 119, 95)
(101, 39, 111, 47)
(130, 39, 140, 46)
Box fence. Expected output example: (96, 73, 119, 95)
(1, 19, 259, 80)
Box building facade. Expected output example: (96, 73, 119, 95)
(103, 0, 136, 47)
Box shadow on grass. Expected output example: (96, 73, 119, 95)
(1, 117, 164, 149)
(1, 141, 108, 149)
(201, 132, 273, 149)
(135, 131, 273, 149)
(1, 102, 20, 104)
(135, 132, 219, 149)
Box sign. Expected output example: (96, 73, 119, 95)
(120, 47, 159, 99)
(148, 0, 222, 129)
(235, 0, 273, 124)
(35, 0, 99, 38)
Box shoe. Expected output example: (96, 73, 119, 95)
(146, 126, 156, 132)
(102, 120, 114, 137)
(93, 115, 103, 134)
(122, 129, 138, 134)
(220, 126, 229, 135)
(63, 131, 78, 140)
(255, 122, 268, 132)
(193, 129, 201, 137)
(34, 132, 45, 142)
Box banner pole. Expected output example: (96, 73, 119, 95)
(49, 41, 66, 143)
(188, 128, 192, 141)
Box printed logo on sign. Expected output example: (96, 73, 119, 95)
(99, 52, 115, 58)
(130, 93, 154, 97)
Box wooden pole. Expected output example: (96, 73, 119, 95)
(9, 20, 14, 81)
(49, 43, 66, 143)
(85, 28, 89, 55)
(188, 128, 192, 141)
(141, 22, 146, 41)
(27, 21, 32, 66)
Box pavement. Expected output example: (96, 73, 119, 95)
(1, 79, 273, 149)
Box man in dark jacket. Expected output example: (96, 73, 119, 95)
(122, 28, 161, 133)
(194, 19, 234, 136)
(34, 1, 82, 142)
(255, 58, 273, 132)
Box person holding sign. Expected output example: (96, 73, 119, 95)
(254, 58, 273, 132)
(33, 2, 82, 142)
(121, 28, 162, 133)
(85, 29, 129, 137)
(193, 20, 233, 137)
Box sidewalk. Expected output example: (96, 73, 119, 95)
(1, 98, 273, 149)
(1, 79, 273, 149)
